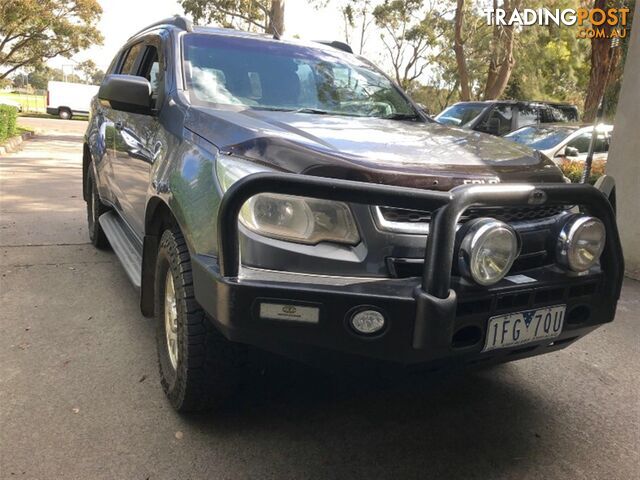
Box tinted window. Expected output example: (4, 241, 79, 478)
(478, 104, 513, 135)
(119, 43, 145, 74)
(559, 106, 579, 121)
(183, 34, 415, 119)
(435, 103, 487, 127)
(540, 106, 565, 123)
(516, 105, 538, 128)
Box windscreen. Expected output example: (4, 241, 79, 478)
(435, 103, 487, 127)
(182, 33, 416, 118)
(505, 126, 575, 150)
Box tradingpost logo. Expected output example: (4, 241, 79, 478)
(483, 7, 630, 39)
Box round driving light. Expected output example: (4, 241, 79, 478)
(557, 216, 605, 272)
(349, 309, 386, 335)
(458, 218, 519, 286)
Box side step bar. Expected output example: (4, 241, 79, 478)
(99, 211, 142, 288)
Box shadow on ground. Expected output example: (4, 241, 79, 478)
(178, 352, 550, 478)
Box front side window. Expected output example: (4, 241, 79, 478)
(137, 46, 161, 103)
(477, 104, 513, 135)
(182, 34, 416, 119)
(567, 131, 608, 154)
(119, 43, 145, 74)
(435, 103, 487, 127)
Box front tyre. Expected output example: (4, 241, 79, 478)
(155, 228, 247, 412)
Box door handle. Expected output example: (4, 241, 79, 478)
(115, 121, 124, 131)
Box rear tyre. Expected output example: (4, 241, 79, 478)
(155, 227, 247, 412)
(58, 108, 71, 120)
(86, 166, 110, 249)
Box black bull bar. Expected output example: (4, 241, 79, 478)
(216, 173, 624, 350)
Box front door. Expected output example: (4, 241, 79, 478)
(112, 40, 165, 239)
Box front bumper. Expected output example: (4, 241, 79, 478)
(192, 174, 624, 367)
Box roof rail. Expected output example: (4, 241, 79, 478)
(314, 40, 353, 54)
(129, 15, 193, 39)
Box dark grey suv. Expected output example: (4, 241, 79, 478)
(84, 16, 623, 412)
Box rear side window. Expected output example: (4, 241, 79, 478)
(119, 43, 145, 74)
(540, 107, 565, 123)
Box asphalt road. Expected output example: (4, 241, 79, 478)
(1, 117, 639, 480)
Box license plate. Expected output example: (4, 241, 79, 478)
(483, 305, 566, 352)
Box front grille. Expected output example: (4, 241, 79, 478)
(378, 204, 566, 225)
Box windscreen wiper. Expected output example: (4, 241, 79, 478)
(251, 107, 332, 115)
(383, 112, 421, 120)
(293, 108, 332, 115)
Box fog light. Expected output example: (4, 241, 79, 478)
(458, 218, 519, 286)
(556, 215, 605, 272)
(349, 309, 386, 335)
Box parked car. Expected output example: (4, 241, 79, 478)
(84, 16, 623, 412)
(0, 98, 23, 112)
(47, 81, 100, 119)
(504, 123, 613, 164)
(435, 100, 578, 135)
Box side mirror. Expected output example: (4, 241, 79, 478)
(565, 146, 579, 157)
(98, 74, 153, 115)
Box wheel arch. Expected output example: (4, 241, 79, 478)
(140, 197, 181, 317)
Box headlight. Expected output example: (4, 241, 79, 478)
(458, 218, 519, 286)
(216, 155, 360, 245)
(556, 215, 605, 272)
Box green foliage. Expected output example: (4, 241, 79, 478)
(372, 0, 448, 88)
(504, 0, 590, 107)
(0, 0, 103, 79)
(76, 60, 105, 85)
(179, 0, 286, 33)
(0, 105, 18, 143)
(181, 0, 267, 30)
(559, 159, 606, 184)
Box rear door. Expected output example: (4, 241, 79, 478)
(112, 36, 166, 238)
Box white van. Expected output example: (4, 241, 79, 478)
(46, 81, 100, 119)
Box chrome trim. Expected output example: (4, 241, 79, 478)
(238, 265, 389, 285)
(372, 206, 429, 235)
(458, 218, 519, 286)
(556, 215, 606, 272)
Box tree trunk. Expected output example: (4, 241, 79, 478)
(483, 0, 500, 97)
(267, 0, 285, 37)
(454, 0, 471, 101)
(583, 0, 619, 122)
(484, 0, 517, 99)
